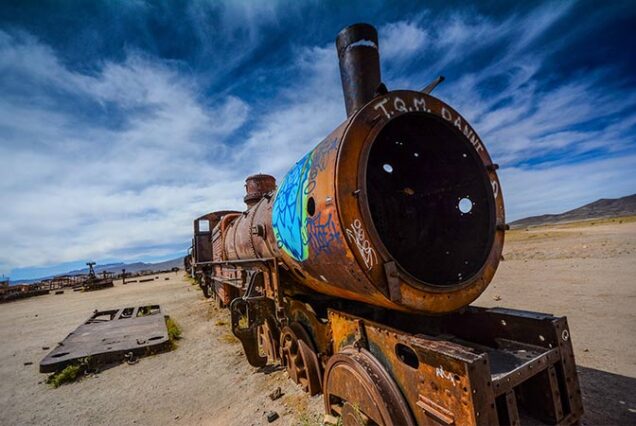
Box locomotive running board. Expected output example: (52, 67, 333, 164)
(328, 306, 584, 425)
(40, 305, 172, 373)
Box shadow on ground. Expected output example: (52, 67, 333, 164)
(578, 366, 636, 425)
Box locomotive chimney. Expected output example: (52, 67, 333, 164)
(336, 23, 381, 117)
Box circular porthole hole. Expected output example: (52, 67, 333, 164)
(383, 164, 394, 173)
(395, 344, 419, 369)
(458, 197, 473, 214)
(306, 197, 316, 216)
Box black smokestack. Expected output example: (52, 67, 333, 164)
(336, 23, 381, 117)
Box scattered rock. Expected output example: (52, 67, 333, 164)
(268, 387, 283, 401)
(265, 411, 279, 423)
(174, 415, 180, 420)
(42, 346, 50, 350)
(493, 295, 502, 301)
(23, 361, 33, 366)
(583, 348, 589, 352)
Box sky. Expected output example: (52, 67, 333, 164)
(1, 0, 635, 280)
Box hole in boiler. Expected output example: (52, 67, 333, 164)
(383, 164, 394, 173)
(459, 197, 473, 214)
(307, 197, 316, 217)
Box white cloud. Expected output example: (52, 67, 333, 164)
(0, 31, 250, 274)
(378, 7, 636, 224)
(231, 45, 344, 177)
(500, 154, 636, 220)
(381, 21, 428, 62)
(1, 2, 634, 277)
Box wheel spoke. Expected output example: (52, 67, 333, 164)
(279, 323, 323, 396)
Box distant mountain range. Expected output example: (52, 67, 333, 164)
(10, 257, 183, 285)
(9, 194, 635, 284)
(510, 194, 636, 229)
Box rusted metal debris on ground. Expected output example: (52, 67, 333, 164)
(40, 305, 171, 373)
(0, 277, 49, 303)
(184, 23, 584, 425)
(0, 282, 49, 303)
(74, 262, 114, 292)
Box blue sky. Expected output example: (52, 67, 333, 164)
(1, 0, 635, 280)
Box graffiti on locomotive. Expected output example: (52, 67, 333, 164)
(272, 138, 340, 262)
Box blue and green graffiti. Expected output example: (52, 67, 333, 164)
(272, 138, 339, 262)
(272, 152, 313, 261)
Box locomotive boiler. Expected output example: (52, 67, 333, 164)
(189, 24, 583, 426)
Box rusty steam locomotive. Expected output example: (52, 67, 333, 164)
(187, 24, 583, 426)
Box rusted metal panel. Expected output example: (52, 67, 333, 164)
(329, 309, 486, 425)
(325, 308, 583, 425)
(40, 305, 171, 373)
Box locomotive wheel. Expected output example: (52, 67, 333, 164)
(279, 322, 322, 395)
(323, 348, 415, 426)
(257, 318, 279, 363)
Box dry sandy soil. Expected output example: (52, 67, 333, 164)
(0, 218, 634, 425)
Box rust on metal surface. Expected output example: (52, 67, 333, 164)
(244, 174, 276, 208)
(336, 23, 382, 117)
(40, 305, 172, 373)
(279, 321, 322, 395)
(75, 262, 114, 292)
(186, 22, 584, 425)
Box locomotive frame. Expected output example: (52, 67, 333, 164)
(186, 23, 584, 426)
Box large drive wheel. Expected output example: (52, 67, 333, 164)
(279, 322, 322, 395)
(323, 348, 415, 426)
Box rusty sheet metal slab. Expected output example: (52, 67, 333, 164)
(40, 305, 170, 373)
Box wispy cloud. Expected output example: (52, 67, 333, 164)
(377, 4, 636, 218)
(0, 30, 250, 274)
(1, 1, 634, 277)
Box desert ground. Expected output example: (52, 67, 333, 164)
(0, 217, 634, 425)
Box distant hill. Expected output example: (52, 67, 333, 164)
(66, 258, 183, 276)
(511, 194, 636, 229)
(10, 257, 183, 285)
